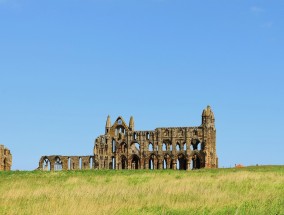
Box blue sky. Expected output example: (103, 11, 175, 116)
(0, 0, 283, 170)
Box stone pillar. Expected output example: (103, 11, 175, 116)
(186, 160, 191, 171)
(172, 161, 177, 170)
(140, 158, 144, 170)
(158, 159, 163, 170)
(63, 158, 68, 171)
(144, 159, 148, 170)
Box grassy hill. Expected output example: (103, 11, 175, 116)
(0, 166, 283, 215)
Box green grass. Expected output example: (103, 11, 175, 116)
(0, 166, 283, 215)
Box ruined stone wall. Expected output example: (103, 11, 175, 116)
(38, 155, 94, 171)
(94, 106, 217, 170)
(38, 106, 217, 171)
(0, 145, 12, 171)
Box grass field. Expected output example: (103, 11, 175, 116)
(0, 166, 283, 215)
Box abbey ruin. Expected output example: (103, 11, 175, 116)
(39, 106, 217, 171)
(0, 145, 12, 171)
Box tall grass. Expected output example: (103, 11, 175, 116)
(0, 166, 283, 214)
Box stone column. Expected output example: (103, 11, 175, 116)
(186, 160, 191, 171)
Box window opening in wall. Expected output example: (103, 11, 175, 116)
(149, 158, 154, 170)
(146, 132, 150, 140)
(90, 157, 93, 169)
(112, 157, 116, 170)
(135, 142, 140, 151)
(170, 143, 173, 151)
(112, 140, 116, 153)
(68, 157, 72, 170)
(156, 145, 159, 151)
(183, 143, 187, 151)
(79, 157, 82, 170)
(54, 157, 62, 171)
(190, 145, 194, 151)
(163, 159, 167, 169)
(148, 143, 153, 151)
(176, 159, 180, 170)
(43, 158, 51, 171)
(176, 143, 180, 151)
(162, 143, 167, 151)
(197, 143, 201, 150)
(134, 133, 137, 140)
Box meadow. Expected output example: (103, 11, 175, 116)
(0, 166, 283, 215)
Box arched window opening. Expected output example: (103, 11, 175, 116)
(112, 140, 116, 153)
(176, 143, 181, 151)
(43, 158, 51, 171)
(176, 159, 180, 170)
(148, 143, 153, 151)
(135, 142, 140, 150)
(190, 145, 194, 151)
(112, 157, 116, 170)
(131, 142, 140, 153)
(197, 143, 201, 150)
(133, 132, 137, 140)
(146, 132, 150, 140)
(163, 159, 167, 169)
(54, 157, 62, 171)
(169, 143, 173, 151)
(183, 143, 187, 151)
(79, 157, 82, 170)
(149, 158, 154, 170)
(156, 145, 159, 151)
(162, 143, 167, 151)
(90, 157, 93, 169)
(68, 157, 72, 170)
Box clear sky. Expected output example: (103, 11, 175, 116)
(1, 0, 283, 170)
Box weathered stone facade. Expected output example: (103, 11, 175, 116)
(39, 106, 217, 171)
(38, 156, 94, 171)
(0, 145, 12, 171)
(94, 106, 217, 170)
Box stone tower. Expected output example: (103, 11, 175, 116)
(0, 145, 12, 171)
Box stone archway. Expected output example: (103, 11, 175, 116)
(192, 154, 201, 169)
(121, 155, 127, 169)
(177, 153, 187, 170)
(131, 154, 140, 169)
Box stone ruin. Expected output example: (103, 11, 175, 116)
(0, 145, 12, 171)
(39, 106, 217, 171)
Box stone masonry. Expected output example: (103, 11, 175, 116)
(0, 145, 12, 171)
(94, 106, 217, 170)
(39, 106, 217, 171)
